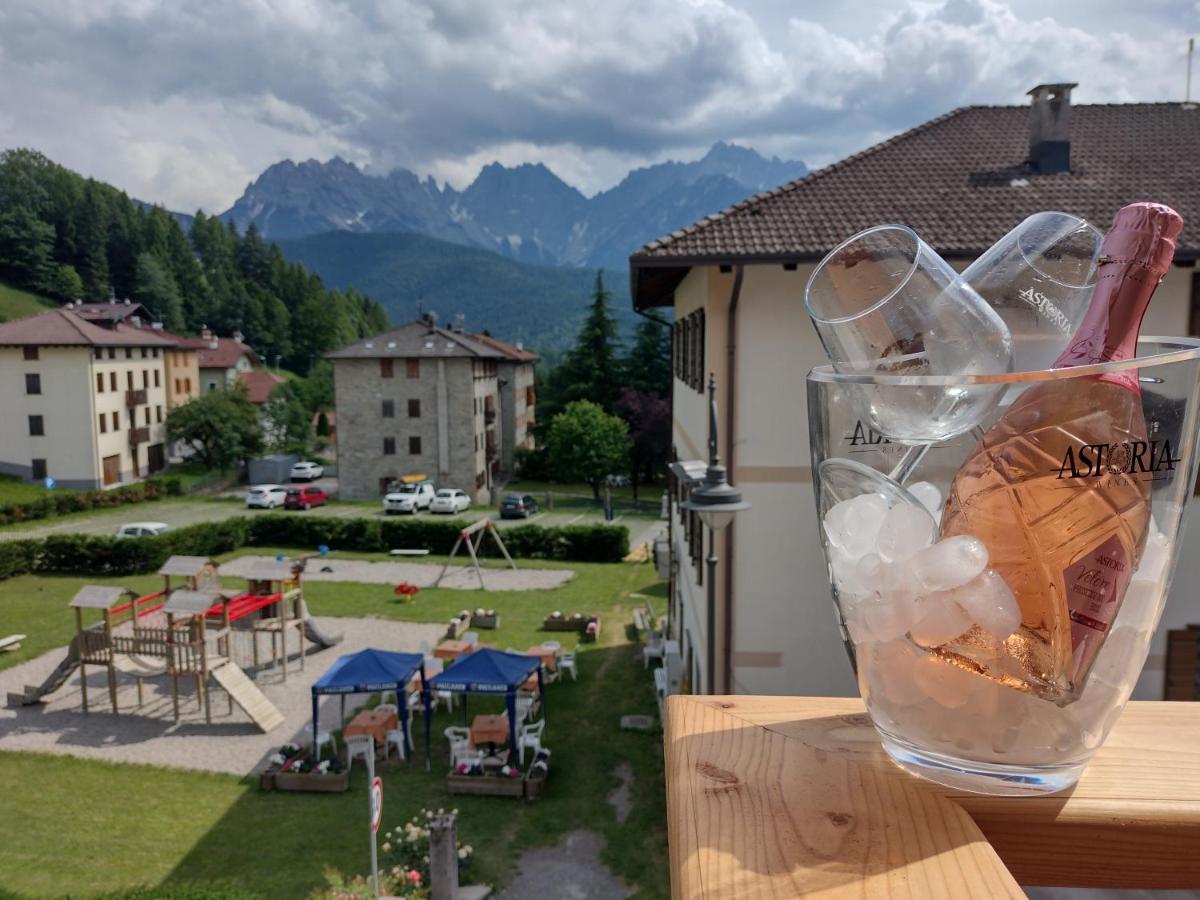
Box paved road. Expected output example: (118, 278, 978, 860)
(0, 497, 662, 542)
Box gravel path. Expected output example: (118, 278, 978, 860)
(492, 831, 632, 900)
(0, 616, 444, 776)
(223, 555, 575, 591)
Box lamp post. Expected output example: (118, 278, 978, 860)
(681, 373, 750, 695)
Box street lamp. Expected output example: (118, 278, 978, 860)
(681, 373, 750, 694)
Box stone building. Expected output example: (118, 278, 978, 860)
(328, 319, 511, 503)
(468, 332, 539, 475)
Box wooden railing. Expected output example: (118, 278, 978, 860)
(665, 696, 1200, 897)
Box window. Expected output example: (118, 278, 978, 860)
(408, 399, 420, 418)
(525, 385, 535, 405)
(380, 358, 394, 378)
(672, 309, 706, 393)
(152, 348, 159, 358)
(406, 358, 420, 379)
(24, 373, 40, 395)
(109, 372, 117, 391)
(28, 415, 43, 436)
(381, 399, 395, 418)
(126, 371, 134, 390)
(125, 348, 133, 359)
(383, 437, 396, 455)
(112, 411, 119, 430)
(174, 378, 181, 394)
(142, 370, 149, 388)
(184, 377, 192, 393)
(155, 405, 163, 424)
(23, 346, 38, 361)
(31, 459, 46, 481)
(96, 373, 104, 393)
(409, 436, 422, 454)
(140, 347, 148, 359)
(474, 435, 478, 451)
(154, 369, 160, 388)
(107, 348, 116, 360)
(98, 413, 107, 434)
(95, 348, 103, 360)
(144, 407, 151, 425)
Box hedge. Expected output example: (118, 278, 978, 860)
(0, 476, 183, 527)
(0, 513, 629, 581)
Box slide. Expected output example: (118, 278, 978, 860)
(7, 636, 80, 707)
(210, 660, 285, 733)
(301, 616, 343, 649)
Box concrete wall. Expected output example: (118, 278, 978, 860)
(668, 258, 1199, 700)
(497, 360, 536, 477)
(333, 356, 499, 502)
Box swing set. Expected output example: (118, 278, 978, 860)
(432, 518, 516, 590)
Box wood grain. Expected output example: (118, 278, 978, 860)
(664, 696, 1200, 897)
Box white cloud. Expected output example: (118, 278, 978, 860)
(0, 0, 1192, 211)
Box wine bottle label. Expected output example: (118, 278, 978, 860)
(1064, 533, 1133, 683)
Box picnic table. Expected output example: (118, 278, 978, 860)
(433, 640, 473, 661)
(471, 713, 510, 754)
(526, 645, 559, 671)
(343, 709, 398, 748)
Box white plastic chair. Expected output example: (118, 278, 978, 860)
(304, 722, 336, 760)
(345, 734, 374, 772)
(541, 640, 561, 652)
(517, 719, 545, 764)
(375, 703, 399, 716)
(385, 721, 412, 761)
(445, 726, 476, 767)
(515, 691, 537, 722)
(559, 648, 578, 681)
(424, 656, 445, 674)
(463, 631, 479, 647)
(643, 633, 666, 668)
(418, 639, 432, 655)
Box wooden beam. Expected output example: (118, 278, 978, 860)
(665, 696, 1200, 897)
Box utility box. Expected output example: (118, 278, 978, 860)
(248, 454, 298, 485)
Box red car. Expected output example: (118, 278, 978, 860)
(284, 485, 328, 510)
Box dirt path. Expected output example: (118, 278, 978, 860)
(224, 555, 575, 591)
(492, 831, 631, 900)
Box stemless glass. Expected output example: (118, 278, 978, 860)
(808, 337, 1200, 795)
(804, 225, 1012, 445)
(963, 212, 1103, 371)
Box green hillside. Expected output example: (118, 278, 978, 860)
(0, 279, 54, 322)
(277, 230, 638, 352)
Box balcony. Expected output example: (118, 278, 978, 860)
(125, 388, 147, 407)
(484, 407, 496, 425)
(666, 696, 1200, 895)
(128, 426, 150, 445)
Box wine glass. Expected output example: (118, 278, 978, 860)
(804, 225, 1013, 445)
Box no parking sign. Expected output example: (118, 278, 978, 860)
(370, 776, 384, 833)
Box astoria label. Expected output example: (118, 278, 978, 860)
(1017, 286, 1072, 335)
(844, 421, 892, 446)
(1054, 438, 1180, 479)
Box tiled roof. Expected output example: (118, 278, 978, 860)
(178, 336, 261, 369)
(0, 308, 178, 347)
(468, 332, 540, 362)
(326, 320, 506, 360)
(237, 370, 286, 404)
(630, 102, 1200, 308)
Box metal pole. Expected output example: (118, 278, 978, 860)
(706, 536, 717, 695)
(367, 737, 378, 898)
(1188, 37, 1195, 103)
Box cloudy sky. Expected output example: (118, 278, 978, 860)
(0, 0, 1195, 212)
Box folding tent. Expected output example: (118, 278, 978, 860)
(426, 648, 544, 760)
(311, 648, 427, 762)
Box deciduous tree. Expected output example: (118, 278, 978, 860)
(165, 384, 262, 471)
(546, 400, 629, 501)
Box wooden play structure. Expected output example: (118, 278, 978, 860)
(7, 555, 342, 733)
(433, 519, 517, 590)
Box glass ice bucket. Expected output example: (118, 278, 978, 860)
(807, 337, 1200, 795)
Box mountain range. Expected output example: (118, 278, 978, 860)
(222, 142, 807, 270)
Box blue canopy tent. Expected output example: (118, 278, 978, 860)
(311, 649, 427, 763)
(426, 648, 543, 763)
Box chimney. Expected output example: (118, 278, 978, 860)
(131, 315, 141, 328)
(515, 341, 524, 351)
(201, 324, 213, 340)
(425, 311, 439, 333)
(233, 329, 244, 343)
(1027, 83, 1077, 175)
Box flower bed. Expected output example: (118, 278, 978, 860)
(471, 607, 499, 629)
(542, 611, 600, 635)
(524, 749, 551, 800)
(262, 744, 349, 793)
(445, 610, 470, 639)
(447, 759, 525, 797)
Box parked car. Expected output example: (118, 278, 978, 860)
(430, 488, 471, 514)
(245, 484, 288, 509)
(383, 481, 436, 515)
(115, 521, 171, 538)
(290, 461, 324, 482)
(285, 485, 329, 510)
(500, 493, 539, 519)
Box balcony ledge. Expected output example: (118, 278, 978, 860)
(665, 695, 1200, 897)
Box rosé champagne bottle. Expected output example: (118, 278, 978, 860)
(939, 202, 1184, 702)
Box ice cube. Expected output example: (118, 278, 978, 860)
(830, 546, 869, 597)
(951, 569, 1021, 639)
(875, 502, 936, 562)
(860, 592, 918, 643)
(823, 492, 890, 558)
(910, 655, 978, 709)
(872, 639, 927, 706)
(855, 553, 885, 594)
(908, 593, 973, 647)
(907, 481, 942, 517)
(911, 536, 989, 591)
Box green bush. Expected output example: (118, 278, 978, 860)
(0, 476, 181, 527)
(0, 539, 38, 579)
(33, 519, 249, 577)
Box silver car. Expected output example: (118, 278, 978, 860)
(246, 484, 288, 509)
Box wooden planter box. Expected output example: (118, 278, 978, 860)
(274, 768, 351, 793)
(446, 772, 525, 797)
(543, 616, 585, 632)
(524, 772, 547, 800)
(472, 614, 500, 630)
(581, 617, 601, 643)
(445, 617, 469, 639)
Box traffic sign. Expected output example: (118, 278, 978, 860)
(370, 776, 383, 833)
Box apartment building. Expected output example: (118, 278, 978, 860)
(0, 308, 175, 487)
(179, 328, 260, 391)
(468, 333, 539, 475)
(328, 319, 509, 503)
(630, 86, 1200, 701)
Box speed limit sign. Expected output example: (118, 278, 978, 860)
(370, 776, 384, 833)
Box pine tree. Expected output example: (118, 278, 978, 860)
(622, 316, 671, 395)
(546, 271, 622, 416)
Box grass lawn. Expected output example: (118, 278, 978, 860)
(0, 279, 53, 323)
(0, 552, 670, 899)
(0, 474, 59, 506)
